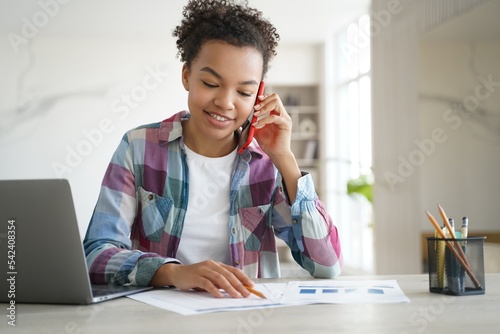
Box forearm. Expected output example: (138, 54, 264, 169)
(149, 263, 179, 287)
(293, 199, 343, 278)
(273, 174, 343, 278)
(85, 239, 174, 286)
(272, 151, 302, 203)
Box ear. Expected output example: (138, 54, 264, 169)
(181, 63, 190, 91)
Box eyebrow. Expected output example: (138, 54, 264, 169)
(200, 66, 259, 86)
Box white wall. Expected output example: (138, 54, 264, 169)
(267, 44, 321, 85)
(419, 41, 500, 232)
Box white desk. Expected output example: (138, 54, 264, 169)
(2, 273, 499, 334)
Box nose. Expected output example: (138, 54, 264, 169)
(213, 89, 235, 111)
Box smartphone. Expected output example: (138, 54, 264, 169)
(237, 81, 265, 154)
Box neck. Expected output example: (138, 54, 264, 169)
(182, 121, 237, 157)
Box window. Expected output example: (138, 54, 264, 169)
(326, 14, 373, 274)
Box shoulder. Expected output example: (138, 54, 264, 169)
(122, 111, 188, 144)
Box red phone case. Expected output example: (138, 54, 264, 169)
(237, 81, 265, 154)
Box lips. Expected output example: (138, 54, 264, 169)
(206, 111, 233, 122)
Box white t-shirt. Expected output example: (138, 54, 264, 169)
(175, 145, 236, 265)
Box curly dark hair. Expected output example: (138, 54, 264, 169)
(172, 0, 280, 76)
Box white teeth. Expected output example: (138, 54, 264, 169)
(208, 113, 229, 122)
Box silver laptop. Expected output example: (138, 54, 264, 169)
(0, 179, 152, 304)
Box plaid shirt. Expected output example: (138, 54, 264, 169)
(83, 111, 342, 286)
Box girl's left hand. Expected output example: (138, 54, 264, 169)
(252, 93, 292, 159)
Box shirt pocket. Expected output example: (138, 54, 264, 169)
(137, 187, 173, 242)
(239, 204, 272, 251)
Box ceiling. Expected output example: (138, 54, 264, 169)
(0, 0, 370, 44)
(421, 0, 500, 42)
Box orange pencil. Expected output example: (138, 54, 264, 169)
(437, 204, 454, 237)
(244, 285, 266, 299)
(437, 204, 473, 270)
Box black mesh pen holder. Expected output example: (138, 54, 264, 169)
(426, 237, 485, 296)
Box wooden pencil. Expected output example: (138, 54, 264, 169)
(244, 285, 266, 299)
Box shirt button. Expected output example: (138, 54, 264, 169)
(293, 218, 298, 224)
(231, 227, 236, 234)
(235, 260, 240, 266)
(148, 194, 154, 201)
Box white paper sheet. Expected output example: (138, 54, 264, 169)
(127, 284, 282, 316)
(127, 280, 409, 315)
(281, 280, 410, 304)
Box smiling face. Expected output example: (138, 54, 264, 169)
(181, 40, 264, 157)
